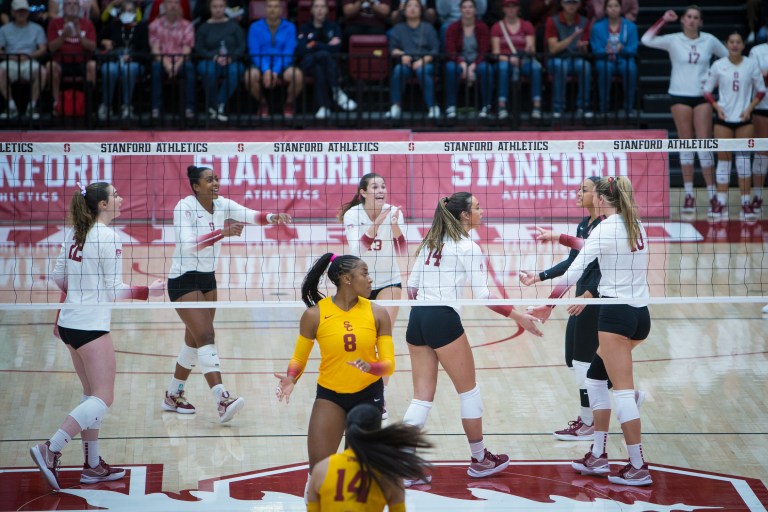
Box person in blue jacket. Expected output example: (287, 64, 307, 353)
(589, 0, 638, 117)
(244, 0, 303, 117)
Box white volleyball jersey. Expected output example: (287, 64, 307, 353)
(641, 31, 727, 96)
(408, 236, 491, 313)
(53, 223, 126, 331)
(556, 214, 649, 307)
(343, 203, 404, 289)
(169, 195, 262, 278)
(704, 56, 766, 123)
(748, 44, 768, 110)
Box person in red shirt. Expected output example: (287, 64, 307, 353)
(545, 0, 592, 119)
(46, 0, 96, 113)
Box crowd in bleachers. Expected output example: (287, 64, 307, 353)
(0, 0, 762, 126)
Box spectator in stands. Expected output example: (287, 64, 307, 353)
(0, 0, 47, 119)
(641, 7, 727, 217)
(48, 0, 99, 22)
(746, 0, 762, 44)
(146, 0, 191, 21)
(590, 0, 637, 118)
(491, 0, 542, 120)
(297, 0, 356, 119)
(585, 0, 635, 22)
(195, 0, 244, 122)
(444, 0, 492, 119)
(386, 0, 440, 119)
(342, 0, 390, 46)
(97, 0, 149, 120)
(1, 0, 49, 27)
(390, 0, 435, 25)
(47, 0, 97, 114)
(148, 0, 195, 119)
(100, 0, 143, 26)
(437, 0, 485, 37)
(545, 0, 592, 120)
(527, 0, 557, 53)
(244, 0, 303, 118)
(193, 0, 247, 28)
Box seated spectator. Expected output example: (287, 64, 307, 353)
(195, 0, 244, 121)
(192, 0, 247, 29)
(589, 0, 637, 117)
(545, 0, 591, 119)
(100, 0, 143, 26)
(296, 0, 356, 119)
(444, 0, 493, 119)
(48, 0, 99, 22)
(491, 0, 542, 119)
(386, 0, 440, 119)
(746, 0, 761, 44)
(146, 0, 190, 21)
(390, 0, 435, 25)
(3, 0, 50, 28)
(97, 0, 149, 120)
(342, 0, 389, 47)
(437, 0, 485, 36)
(244, 0, 303, 117)
(149, 0, 195, 119)
(47, 0, 97, 114)
(585, 0, 635, 22)
(0, 0, 47, 119)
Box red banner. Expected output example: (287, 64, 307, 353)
(0, 130, 668, 222)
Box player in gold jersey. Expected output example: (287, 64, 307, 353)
(274, 253, 395, 474)
(307, 404, 431, 512)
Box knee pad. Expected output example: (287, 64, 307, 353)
(586, 354, 609, 381)
(177, 345, 198, 371)
(697, 150, 714, 169)
(403, 399, 433, 428)
(572, 360, 591, 389)
(459, 385, 483, 419)
(754, 153, 768, 176)
(679, 151, 695, 167)
(69, 396, 108, 430)
(613, 389, 640, 424)
(585, 378, 611, 411)
(716, 160, 732, 185)
(198, 344, 220, 375)
(78, 395, 103, 429)
(735, 153, 752, 179)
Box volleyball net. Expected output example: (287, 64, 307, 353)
(0, 132, 766, 311)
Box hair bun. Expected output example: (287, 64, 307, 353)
(187, 165, 198, 177)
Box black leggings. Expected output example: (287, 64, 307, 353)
(564, 304, 600, 367)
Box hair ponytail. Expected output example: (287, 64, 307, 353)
(301, 253, 362, 307)
(69, 182, 111, 246)
(417, 192, 472, 256)
(595, 177, 642, 250)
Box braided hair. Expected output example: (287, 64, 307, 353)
(301, 253, 363, 307)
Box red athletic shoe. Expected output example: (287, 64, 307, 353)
(218, 392, 245, 423)
(608, 462, 653, 486)
(80, 457, 126, 484)
(572, 448, 610, 476)
(467, 449, 510, 478)
(30, 441, 61, 490)
(553, 417, 595, 441)
(162, 391, 196, 414)
(681, 194, 695, 214)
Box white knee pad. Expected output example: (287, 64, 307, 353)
(198, 344, 220, 375)
(585, 378, 611, 411)
(613, 389, 640, 425)
(403, 399, 433, 428)
(716, 160, 732, 185)
(572, 360, 591, 389)
(69, 396, 108, 430)
(177, 345, 198, 370)
(735, 153, 752, 179)
(754, 153, 768, 176)
(679, 151, 695, 167)
(697, 151, 714, 169)
(459, 385, 483, 419)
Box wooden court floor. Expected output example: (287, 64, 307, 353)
(0, 219, 766, 511)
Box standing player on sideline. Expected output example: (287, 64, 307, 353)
(749, 34, 768, 218)
(520, 177, 603, 441)
(339, 173, 407, 419)
(162, 165, 291, 423)
(532, 177, 652, 486)
(405, 193, 543, 481)
(703, 31, 766, 221)
(306, 404, 431, 512)
(273, 254, 395, 475)
(31, 182, 164, 491)
(641, 7, 727, 217)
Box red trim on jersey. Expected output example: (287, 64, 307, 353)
(704, 92, 716, 105)
(360, 234, 375, 250)
(559, 233, 585, 250)
(755, 91, 766, 102)
(116, 286, 150, 301)
(393, 235, 407, 256)
(488, 304, 514, 317)
(255, 212, 270, 225)
(195, 229, 224, 251)
(646, 17, 665, 37)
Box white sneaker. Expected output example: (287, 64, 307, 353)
(121, 105, 133, 119)
(498, 108, 509, 120)
(385, 104, 401, 119)
(216, 104, 228, 122)
(98, 104, 109, 121)
(315, 106, 331, 119)
(218, 393, 244, 423)
(445, 106, 457, 119)
(478, 105, 492, 118)
(427, 105, 440, 119)
(762, 304, 768, 314)
(334, 89, 357, 111)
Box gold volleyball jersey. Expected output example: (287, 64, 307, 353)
(316, 296, 380, 393)
(317, 448, 388, 512)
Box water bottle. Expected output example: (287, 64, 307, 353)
(219, 40, 228, 57)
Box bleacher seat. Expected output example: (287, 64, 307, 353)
(348, 34, 389, 82)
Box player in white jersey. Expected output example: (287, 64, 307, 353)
(403, 192, 542, 482)
(531, 177, 652, 486)
(748, 40, 768, 217)
(162, 165, 291, 422)
(339, 173, 406, 419)
(641, 7, 727, 217)
(704, 31, 766, 221)
(30, 182, 164, 491)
